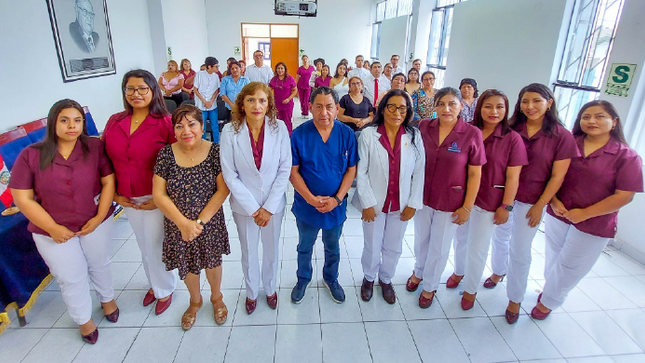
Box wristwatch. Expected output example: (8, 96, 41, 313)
(333, 195, 342, 206)
(196, 218, 204, 226)
(500, 203, 513, 211)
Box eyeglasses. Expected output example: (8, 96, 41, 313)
(423, 78, 436, 82)
(386, 104, 407, 114)
(254, 54, 263, 58)
(76, 6, 95, 19)
(350, 82, 361, 86)
(124, 87, 150, 96)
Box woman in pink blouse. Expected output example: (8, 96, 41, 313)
(159, 60, 186, 107)
(103, 69, 178, 316)
(314, 65, 332, 89)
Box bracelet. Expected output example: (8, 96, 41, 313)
(539, 198, 547, 205)
(462, 206, 471, 212)
(333, 195, 342, 206)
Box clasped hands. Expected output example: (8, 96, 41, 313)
(308, 195, 340, 213)
(179, 218, 204, 242)
(550, 199, 588, 224)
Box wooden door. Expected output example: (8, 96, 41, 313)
(270, 38, 299, 81)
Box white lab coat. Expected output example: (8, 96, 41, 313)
(352, 125, 425, 212)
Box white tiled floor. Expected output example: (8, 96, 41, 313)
(2, 114, 645, 362)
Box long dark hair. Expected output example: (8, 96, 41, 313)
(472, 89, 511, 135)
(572, 100, 627, 144)
(510, 83, 562, 136)
(33, 99, 90, 170)
(334, 62, 347, 79)
(371, 89, 416, 145)
(115, 69, 169, 121)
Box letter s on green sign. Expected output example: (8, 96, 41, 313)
(612, 65, 631, 83)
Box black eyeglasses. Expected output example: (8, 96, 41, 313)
(386, 104, 407, 114)
(124, 87, 150, 96)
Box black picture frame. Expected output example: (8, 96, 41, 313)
(46, 0, 116, 82)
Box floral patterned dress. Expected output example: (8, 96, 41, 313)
(154, 143, 230, 279)
(411, 88, 437, 126)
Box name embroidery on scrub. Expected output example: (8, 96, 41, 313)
(447, 142, 461, 153)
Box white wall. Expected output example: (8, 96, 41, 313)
(204, 0, 373, 67)
(603, 0, 645, 263)
(444, 0, 568, 97)
(160, 0, 210, 73)
(0, 0, 157, 131)
(378, 16, 409, 65)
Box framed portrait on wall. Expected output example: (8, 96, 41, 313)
(46, 0, 116, 82)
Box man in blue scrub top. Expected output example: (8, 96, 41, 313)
(290, 87, 358, 304)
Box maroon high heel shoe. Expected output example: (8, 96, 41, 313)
(81, 328, 99, 344)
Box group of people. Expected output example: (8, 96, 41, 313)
(8, 51, 643, 345)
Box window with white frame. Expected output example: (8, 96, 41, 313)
(370, 23, 381, 60)
(554, 0, 625, 128)
(397, 0, 413, 17)
(372, 0, 413, 60)
(385, 0, 397, 20)
(376, 1, 386, 22)
(425, 0, 468, 88)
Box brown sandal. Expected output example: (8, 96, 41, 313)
(211, 294, 228, 325)
(181, 298, 203, 331)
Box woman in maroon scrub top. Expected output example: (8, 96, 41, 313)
(10, 99, 118, 344)
(503, 83, 579, 324)
(407, 87, 486, 309)
(269, 62, 297, 134)
(296, 55, 315, 117)
(103, 69, 178, 315)
(532, 100, 643, 320)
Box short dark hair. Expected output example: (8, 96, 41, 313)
(460, 78, 479, 98)
(227, 61, 241, 75)
(205, 56, 218, 67)
(370, 61, 381, 70)
(510, 83, 562, 136)
(356, 55, 364, 60)
(391, 55, 400, 60)
(472, 89, 511, 135)
(392, 73, 406, 84)
(572, 100, 627, 144)
(314, 58, 325, 66)
(172, 104, 203, 127)
(413, 59, 422, 63)
(309, 86, 339, 105)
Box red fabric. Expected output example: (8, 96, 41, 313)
(377, 124, 405, 213)
(103, 113, 175, 198)
(0, 154, 12, 207)
(248, 122, 265, 170)
(374, 79, 379, 107)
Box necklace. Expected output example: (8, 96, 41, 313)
(180, 140, 203, 162)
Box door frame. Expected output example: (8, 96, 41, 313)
(240, 23, 299, 65)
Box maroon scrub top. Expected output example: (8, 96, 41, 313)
(475, 124, 528, 212)
(248, 122, 265, 170)
(103, 113, 175, 198)
(419, 118, 486, 212)
(377, 123, 405, 213)
(514, 123, 579, 205)
(547, 135, 643, 238)
(9, 138, 115, 236)
(269, 75, 297, 111)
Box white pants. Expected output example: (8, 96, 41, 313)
(541, 214, 609, 310)
(506, 201, 543, 303)
(361, 210, 408, 284)
(234, 210, 284, 300)
(452, 222, 469, 276)
(463, 207, 497, 294)
(32, 217, 115, 325)
(490, 212, 513, 276)
(413, 206, 459, 293)
(124, 196, 177, 299)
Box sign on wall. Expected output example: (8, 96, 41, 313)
(46, 0, 116, 82)
(604, 63, 637, 98)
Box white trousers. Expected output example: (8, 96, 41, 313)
(413, 206, 459, 293)
(463, 207, 497, 294)
(541, 214, 609, 310)
(124, 196, 177, 299)
(234, 210, 284, 300)
(32, 217, 115, 325)
(452, 222, 469, 276)
(506, 201, 543, 303)
(490, 212, 513, 276)
(361, 210, 408, 284)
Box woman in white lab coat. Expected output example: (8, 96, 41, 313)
(352, 89, 425, 304)
(220, 82, 292, 315)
